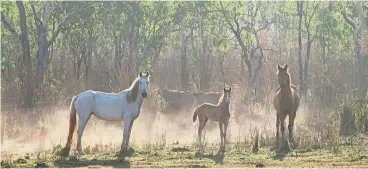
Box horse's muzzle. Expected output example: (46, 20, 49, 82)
(142, 92, 147, 98)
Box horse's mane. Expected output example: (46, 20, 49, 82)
(218, 93, 225, 105)
(126, 77, 140, 103)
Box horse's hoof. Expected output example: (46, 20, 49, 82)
(218, 147, 225, 154)
(59, 147, 70, 157)
(289, 141, 297, 149)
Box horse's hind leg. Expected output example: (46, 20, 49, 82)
(77, 112, 91, 155)
(197, 116, 208, 153)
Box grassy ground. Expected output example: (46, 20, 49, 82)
(2, 139, 368, 168)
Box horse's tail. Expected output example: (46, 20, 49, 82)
(192, 108, 198, 123)
(61, 96, 78, 156)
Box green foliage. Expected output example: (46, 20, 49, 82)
(1, 57, 15, 70)
(1, 1, 366, 109)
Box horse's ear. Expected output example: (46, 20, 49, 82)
(139, 72, 143, 77)
(277, 64, 282, 71)
(284, 64, 288, 70)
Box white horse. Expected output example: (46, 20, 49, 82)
(61, 72, 150, 156)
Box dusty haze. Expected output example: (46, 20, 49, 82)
(1, 99, 310, 156)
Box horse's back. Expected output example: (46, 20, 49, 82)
(196, 103, 219, 114)
(193, 92, 222, 105)
(74, 90, 96, 113)
(162, 89, 195, 110)
(74, 90, 127, 120)
(196, 103, 228, 122)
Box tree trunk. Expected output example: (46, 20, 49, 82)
(356, 1, 367, 100)
(304, 28, 312, 96)
(321, 39, 328, 73)
(180, 19, 189, 90)
(297, 1, 304, 96)
(17, 1, 33, 107)
(199, 19, 210, 90)
(31, 3, 48, 89)
(219, 53, 225, 86)
(84, 27, 93, 90)
(35, 28, 48, 88)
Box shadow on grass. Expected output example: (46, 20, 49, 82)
(54, 149, 135, 168)
(195, 151, 225, 165)
(272, 137, 294, 161)
(272, 146, 291, 161)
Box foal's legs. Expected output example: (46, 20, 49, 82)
(218, 122, 224, 151)
(222, 120, 229, 151)
(77, 112, 91, 155)
(198, 116, 208, 152)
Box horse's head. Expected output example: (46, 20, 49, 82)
(139, 72, 150, 98)
(223, 87, 232, 104)
(277, 64, 290, 89)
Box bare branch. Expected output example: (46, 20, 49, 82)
(341, 10, 356, 29)
(253, 1, 261, 18)
(48, 3, 93, 47)
(1, 11, 20, 39)
(263, 48, 280, 54)
(304, 1, 320, 28)
(43, 1, 51, 28)
(30, 2, 44, 28)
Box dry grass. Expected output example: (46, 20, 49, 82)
(1, 98, 368, 168)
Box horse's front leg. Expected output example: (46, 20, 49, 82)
(121, 117, 132, 152)
(276, 114, 280, 139)
(126, 119, 135, 150)
(280, 117, 286, 138)
(288, 112, 296, 146)
(218, 122, 224, 152)
(222, 120, 229, 152)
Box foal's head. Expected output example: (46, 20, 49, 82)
(277, 64, 291, 89)
(223, 87, 232, 104)
(138, 72, 150, 98)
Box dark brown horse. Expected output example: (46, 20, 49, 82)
(160, 89, 223, 115)
(193, 87, 232, 153)
(273, 64, 300, 148)
(160, 89, 196, 114)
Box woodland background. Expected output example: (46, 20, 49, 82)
(1, 1, 368, 129)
